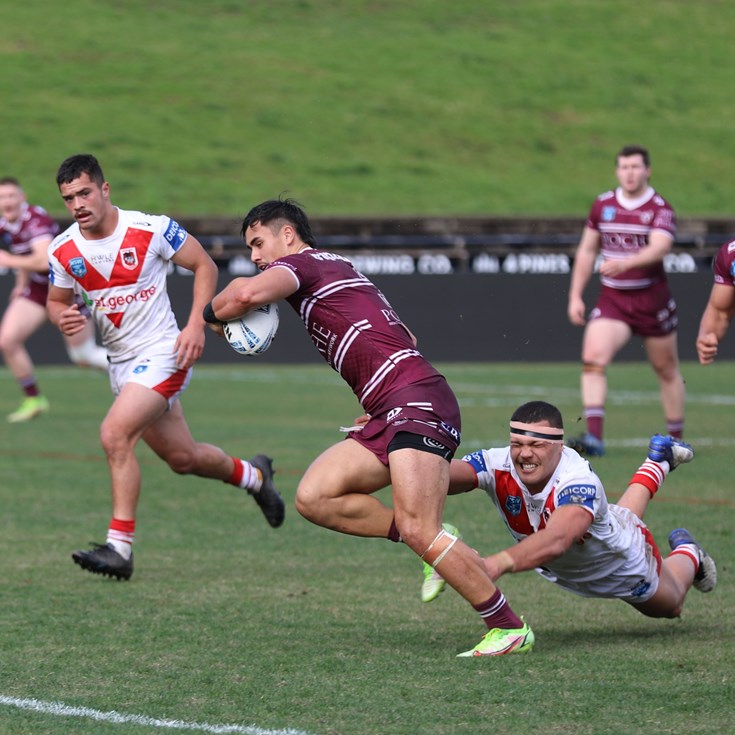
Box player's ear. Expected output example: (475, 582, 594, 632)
(281, 223, 295, 246)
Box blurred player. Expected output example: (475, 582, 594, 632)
(420, 401, 716, 653)
(205, 197, 530, 657)
(566, 146, 685, 456)
(46, 154, 284, 581)
(695, 237, 735, 364)
(0, 176, 107, 423)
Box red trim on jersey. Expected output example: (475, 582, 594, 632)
(494, 472, 535, 535)
(152, 368, 189, 400)
(54, 228, 153, 291)
(639, 524, 662, 574)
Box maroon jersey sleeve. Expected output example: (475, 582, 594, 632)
(712, 240, 735, 286)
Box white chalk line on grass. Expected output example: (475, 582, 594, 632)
(0, 696, 316, 735)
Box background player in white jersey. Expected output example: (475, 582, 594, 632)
(204, 198, 530, 657)
(420, 401, 716, 650)
(46, 154, 284, 581)
(566, 145, 685, 456)
(695, 237, 735, 365)
(0, 176, 107, 423)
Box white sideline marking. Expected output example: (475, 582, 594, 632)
(0, 696, 316, 735)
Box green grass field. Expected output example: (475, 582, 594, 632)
(1, 362, 732, 735)
(3, 1, 735, 217)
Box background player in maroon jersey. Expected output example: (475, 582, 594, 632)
(566, 146, 685, 456)
(206, 198, 532, 656)
(0, 176, 107, 423)
(696, 238, 735, 364)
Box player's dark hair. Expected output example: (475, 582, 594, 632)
(240, 197, 316, 247)
(0, 176, 21, 187)
(511, 401, 564, 430)
(617, 145, 650, 167)
(56, 154, 106, 187)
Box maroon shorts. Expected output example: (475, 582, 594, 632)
(349, 375, 462, 465)
(20, 281, 91, 318)
(589, 282, 678, 338)
(20, 279, 48, 308)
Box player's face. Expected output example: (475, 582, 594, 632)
(0, 183, 25, 221)
(245, 221, 291, 270)
(509, 424, 563, 492)
(59, 173, 112, 235)
(615, 154, 650, 197)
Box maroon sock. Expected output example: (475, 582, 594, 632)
(473, 588, 523, 630)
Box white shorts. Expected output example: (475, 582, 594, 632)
(108, 344, 192, 409)
(538, 505, 661, 603)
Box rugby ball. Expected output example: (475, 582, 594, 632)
(223, 303, 279, 356)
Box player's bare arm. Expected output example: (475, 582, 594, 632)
(447, 459, 479, 496)
(47, 284, 87, 337)
(210, 267, 298, 322)
(696, 283, 735, 365)
(0, 235, 53, 273)
(482, 504, 593, 580)
(170, 234, 218, 369)
(567, 227, 600, 326)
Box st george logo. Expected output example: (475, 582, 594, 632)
(121, 247, 138, 270)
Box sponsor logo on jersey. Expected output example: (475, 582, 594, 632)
(730, 261, 735, 278)
(602, 206, 617, 221)
(505, 495, 523, 517)
(69, 257, 87, 278)
(630, 579, 652, 598)
(90, 252, 117, 266)
(93, 285, 157, 311)
(387, 407, 403, 422)
(639, 210, 654, 225)
(557, 484, 596, 507)
(440, 421, 460, 443)
(121, 247, 138, 270)
(163, 219, 188, 250)
(462, 451, 488, 474)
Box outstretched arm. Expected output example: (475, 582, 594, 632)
(482, 504, 592, 581)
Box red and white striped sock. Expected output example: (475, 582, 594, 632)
(226, 457, 263, 492)
(668, 543, 699, 573)
(630, 459, 667, 497)
(107, 518, 135, 560)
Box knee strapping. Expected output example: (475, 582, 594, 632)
(583, 362, 606, 375)
(420, 528, 459, 569)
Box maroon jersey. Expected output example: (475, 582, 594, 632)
(0, 202, 59, 287)
(712, 239, 735, 286)
(587, 186, 676, 290)
(268, 249, 445, 415)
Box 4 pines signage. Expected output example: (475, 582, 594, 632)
(187, 251, 703, 278)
